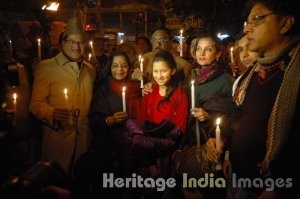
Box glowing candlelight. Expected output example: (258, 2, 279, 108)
(63, 88, 73, 125)
(88, 53, 92, 62)
(89, 41, 95, 58)
(122, 87, 126, 112)
(180, 29, 183, 57)
(12, 93, 17, 126)
(37, 38, 41, 60)
(64, 88, 68, 101)
(230, 47, 234, 64)
(140, 56, 144, 88)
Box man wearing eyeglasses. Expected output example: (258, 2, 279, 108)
(30, 17, 96, 176)
(132, 27, 192, 83)
(223, 0, 300, 198)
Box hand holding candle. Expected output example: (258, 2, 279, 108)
(122, 87, 126, 112)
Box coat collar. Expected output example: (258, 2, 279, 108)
(55, 52, 71, 66)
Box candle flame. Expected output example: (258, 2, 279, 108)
(191, 80, 194, 85)
(42, 2, 59, 11)
(13, 93, 17, 100)
(89, 41, 93, 47)
(180, 29, 183, 34)
(139, 55, 141, 61)
(122, 87, 126, 92)
(230, 47, 234, 52)
(64, 88, 68, 95)
(37, 38, 41, 43)
(216, 118, 221, 125)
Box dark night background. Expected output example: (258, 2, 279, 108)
(0, 0, 248, 36)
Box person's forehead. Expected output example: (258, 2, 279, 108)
(191, 38, 198, 45)
(113, 55, 126, 62)
(66, 34, 86, 40)
(152, 30, 169, 38)
(197, 37, 214, 45)
(249, 3, 271, 17)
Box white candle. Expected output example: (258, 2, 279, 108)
(12, 93, 17, 126)
(122, 87, 126, 112)
(140, 57, 144, 88)
(230, 47, 234, 64)
(216, 118, 221, 153)
(64, 88, 71, 109)
(180, 29, 183, 57)
(88, 53, 92, 62)
(64, 88, 73, 125)
(191, 80, 195, 109)
(90, 41, 95, 58)
(64, 88, 68, 102)
(37, 38, 41, 60)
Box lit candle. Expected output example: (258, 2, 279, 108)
(122, 87, 126, 112)
(230, 47, 234, 64)
(64, 88, 68, 102)
(140, 56, 144, 88)
(64, 88, 73, 125)
(37, 38, 41, 60)
(191, 80, 195, 109)
(12, 93, 17, 126)
(89, 41, 95, 58)
(216, 118, 221, 153)
(88, 53, 92, 62)
(180, 29, 183, 57)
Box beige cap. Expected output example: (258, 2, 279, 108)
(63, 17, 85, 38)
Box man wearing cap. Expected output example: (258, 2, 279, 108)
(30, 18, 96, 176)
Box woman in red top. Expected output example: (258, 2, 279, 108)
(139, 50, 188, 133)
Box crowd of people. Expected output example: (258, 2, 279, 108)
(0, 0, 299, 198)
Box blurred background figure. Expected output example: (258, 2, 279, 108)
(117, 41, 139, 69)
(230, 32, 258, 78)
(132, 27, 192, 83)
(171, 39, 180, 56)
(0, 25, 38, 184)
(136, 35, 152, 55)
(231, 32, 258, 95)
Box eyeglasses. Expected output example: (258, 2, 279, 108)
(65, 39, 86, 46)
(244, 12, 277, 28)
(151, 38, 168, 44)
